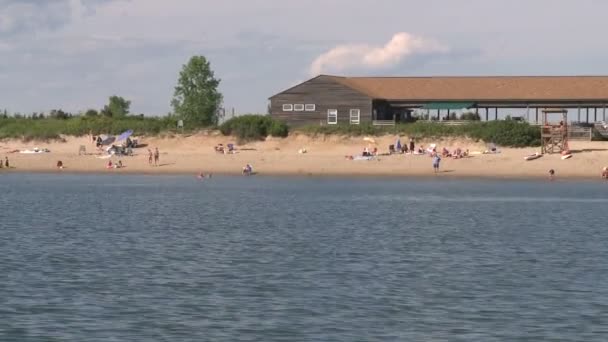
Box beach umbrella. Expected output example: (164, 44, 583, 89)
(115, 129, 133, 142)
(100, 135, 115, 146)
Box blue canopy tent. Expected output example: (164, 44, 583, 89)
(115, 129, 133, 143)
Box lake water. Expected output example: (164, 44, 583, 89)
(1, 174, 608, 341)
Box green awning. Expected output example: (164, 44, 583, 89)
(421, 102, 475, 110)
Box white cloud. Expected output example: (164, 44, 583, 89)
(309, 32, 448, 76)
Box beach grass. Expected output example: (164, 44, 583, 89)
(0, 114, 542, 147)
(295, 121, 541, 147)
(0, 116, 179, 141)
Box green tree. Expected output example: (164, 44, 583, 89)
(102, 96, 131, 118)
(171, 55, 223, 126)
(49, 109, 70, 119)
(85, 109, 99, 117)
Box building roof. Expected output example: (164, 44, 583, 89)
(324, 75, 608, 101)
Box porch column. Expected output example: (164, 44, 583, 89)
(586, 108, 589, 123)
(437, 109, 440, 121)
(485, 108, 489, 121)
(495, 107, 498, 120)
(447, 109, 450, 120)
(595, 107, 598, 122)
(535, 108, 539, 123)
(577, 107, 581, 122)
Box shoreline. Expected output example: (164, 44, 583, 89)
(1, 167, 605, 182)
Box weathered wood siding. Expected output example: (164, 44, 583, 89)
(269, 76, 372, 126)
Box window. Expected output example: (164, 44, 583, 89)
(282, 104, 293, 111)
(327, 109, 338, 124)
(350, 109, 360, 124)
(294, 104, 305, 112)
(305, 104, 316, 111)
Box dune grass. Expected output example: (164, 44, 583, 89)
(0, 116, 179, 141)
(294, 121, 541, 147)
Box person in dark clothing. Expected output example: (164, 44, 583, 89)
(409, 138, 415, 153)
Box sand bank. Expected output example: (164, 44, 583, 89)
(0, 133, 607, 180)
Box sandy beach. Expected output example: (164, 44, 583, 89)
(1, 133, 607, 180)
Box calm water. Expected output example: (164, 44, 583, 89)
(1, 174, 608, 341)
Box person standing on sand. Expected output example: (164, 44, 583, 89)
(5, 156, 9, 168)
(409, 138, 415, 154)
(432, 154, 441, 173)
(148, 149, 153, 166)
(154, 147, 159, 166)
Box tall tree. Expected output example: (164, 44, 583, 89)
(102, 96, 130, 118)
(171, 56, 223, 126)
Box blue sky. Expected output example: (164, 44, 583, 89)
(1, 0, 608, 115)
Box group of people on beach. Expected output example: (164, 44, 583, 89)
(148, 148, 160, 166)
(0, 156, 9, 169)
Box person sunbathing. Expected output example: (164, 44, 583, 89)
(442, 147, 451, 157)
(602, 167, 608, 179)
(452, 148, 462, 159)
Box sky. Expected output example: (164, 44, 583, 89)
(1, 0, 608, 116)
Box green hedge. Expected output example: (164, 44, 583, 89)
(0, 116, 179, 140)
(296, 121, 540, 147)
(220, 115, 288, 142)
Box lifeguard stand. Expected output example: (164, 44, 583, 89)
(541, 108, 569, 154)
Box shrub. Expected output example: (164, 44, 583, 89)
(459, 112, 481, 121)
(220, 115, 288, 142)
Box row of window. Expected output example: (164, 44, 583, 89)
(283, 104, 315, 112)
(327, 109, 360, 125)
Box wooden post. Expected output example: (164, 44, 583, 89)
(577, 107, 581, 122)
(535, 108, 539, 123)
(586, 108, 589, 123)
(485, 108, 489, 121)
(447, 109, 450, 120)
(495, 107, 498, 120)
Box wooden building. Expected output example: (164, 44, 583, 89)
(269, 75, 608, 126)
